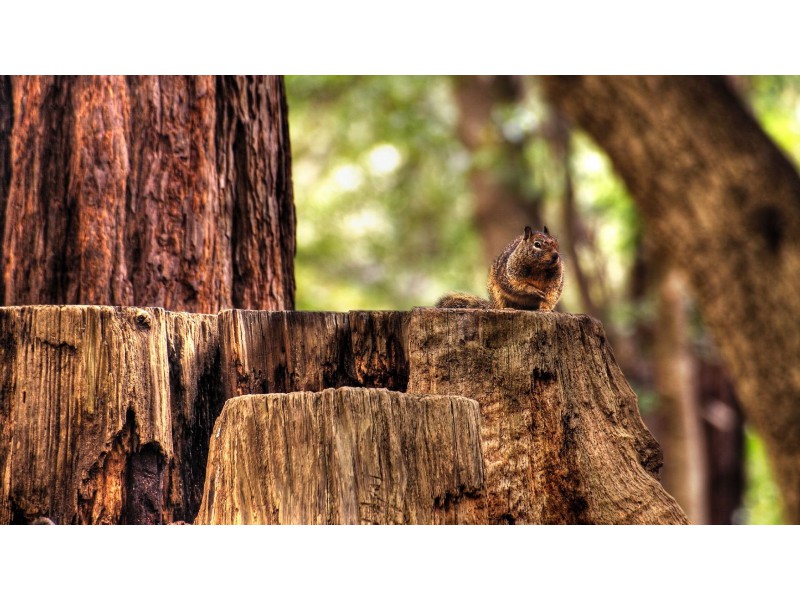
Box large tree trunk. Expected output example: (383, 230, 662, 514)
(543, 75, 800, 521)
(0, 75, 295, 312)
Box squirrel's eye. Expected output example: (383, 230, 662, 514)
(533, 241, 542, 249)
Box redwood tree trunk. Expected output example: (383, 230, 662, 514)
(0, 75, 295, 312)
(543, 75, 800, 522)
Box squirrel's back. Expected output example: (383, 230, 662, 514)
(435, 292, 492, 309)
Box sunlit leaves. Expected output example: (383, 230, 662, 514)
(287, 75, 481, 311)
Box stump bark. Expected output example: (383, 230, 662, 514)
(406, 309, 687, 524)
(0, 305, 221, 524)
(217, 309, 410, 399)
(194, 388, 484, 524)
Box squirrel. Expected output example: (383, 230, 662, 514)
(436, 225, 564, 311)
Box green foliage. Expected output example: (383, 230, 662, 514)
(568, 131, 641, 327)
(741, 429, 784, 524)
(287, 76, 483, 310)
(288, 76, 641, 317)
(749, 76, 800, 164)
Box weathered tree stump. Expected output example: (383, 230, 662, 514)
(0, 305, 221, 524)
(218, 309, 354, 400)
(218, 309, 410, 399)
(348, 311, 410, 390)
(194, 387, 484, 524)
(407, 308, 688, 524)
(1, 305, 686, 524)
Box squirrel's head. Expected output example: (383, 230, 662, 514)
(508, 225, 562, 281)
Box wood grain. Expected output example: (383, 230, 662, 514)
(0, 305, 221, 524)
(195, 388, 484, 524)
(407, 308, 688, 524)
(218, 309, 410, 400)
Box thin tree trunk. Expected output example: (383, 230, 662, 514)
(545, 111, 602, 319)
(698, 360, 745, 523)
(0, 75, 295, 312)
(543, 75, 800, 521)
(653, 266, 708, 523)
(452, 76, 541, 267)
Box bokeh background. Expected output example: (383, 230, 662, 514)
(286, 75, 800, 524)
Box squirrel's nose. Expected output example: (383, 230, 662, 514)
(551, 252, 560, 264)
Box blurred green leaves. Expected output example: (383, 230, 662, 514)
(287, 75, 482, 310)
(287, 75, 640, 314)
(741, 429, 784, 524)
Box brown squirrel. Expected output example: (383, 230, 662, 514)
(436, 225, 564, 311)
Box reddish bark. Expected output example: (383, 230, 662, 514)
(0, 76, 295, 312)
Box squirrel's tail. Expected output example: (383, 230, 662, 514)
(435, 292, 492, 309)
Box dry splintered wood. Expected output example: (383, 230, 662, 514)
(0, 305, 221, 524)
(194, 387, 484, 525)
(407, 308, 689, 525)
(1, 305, 687, 525)
(217, 309, 410, 400)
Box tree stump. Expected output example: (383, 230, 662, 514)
(218, 309, 355, 400)
(194, 388, 484, 524)
(407, 308, 688, 524)
(218, 309, 410, 399)
(1, 306, 687, 524)
(0, 305, 221, 524)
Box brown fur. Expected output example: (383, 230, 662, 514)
(435, 292, 492, 309)
(437, 226, 564, 311)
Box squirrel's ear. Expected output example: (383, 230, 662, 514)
(543, 225, 550, 235)
(524, 225, 533, 240)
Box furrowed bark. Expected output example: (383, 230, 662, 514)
(407, 309, 688, 524)
(217, 309, 410, 400)
(0, 76, 294, 313)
